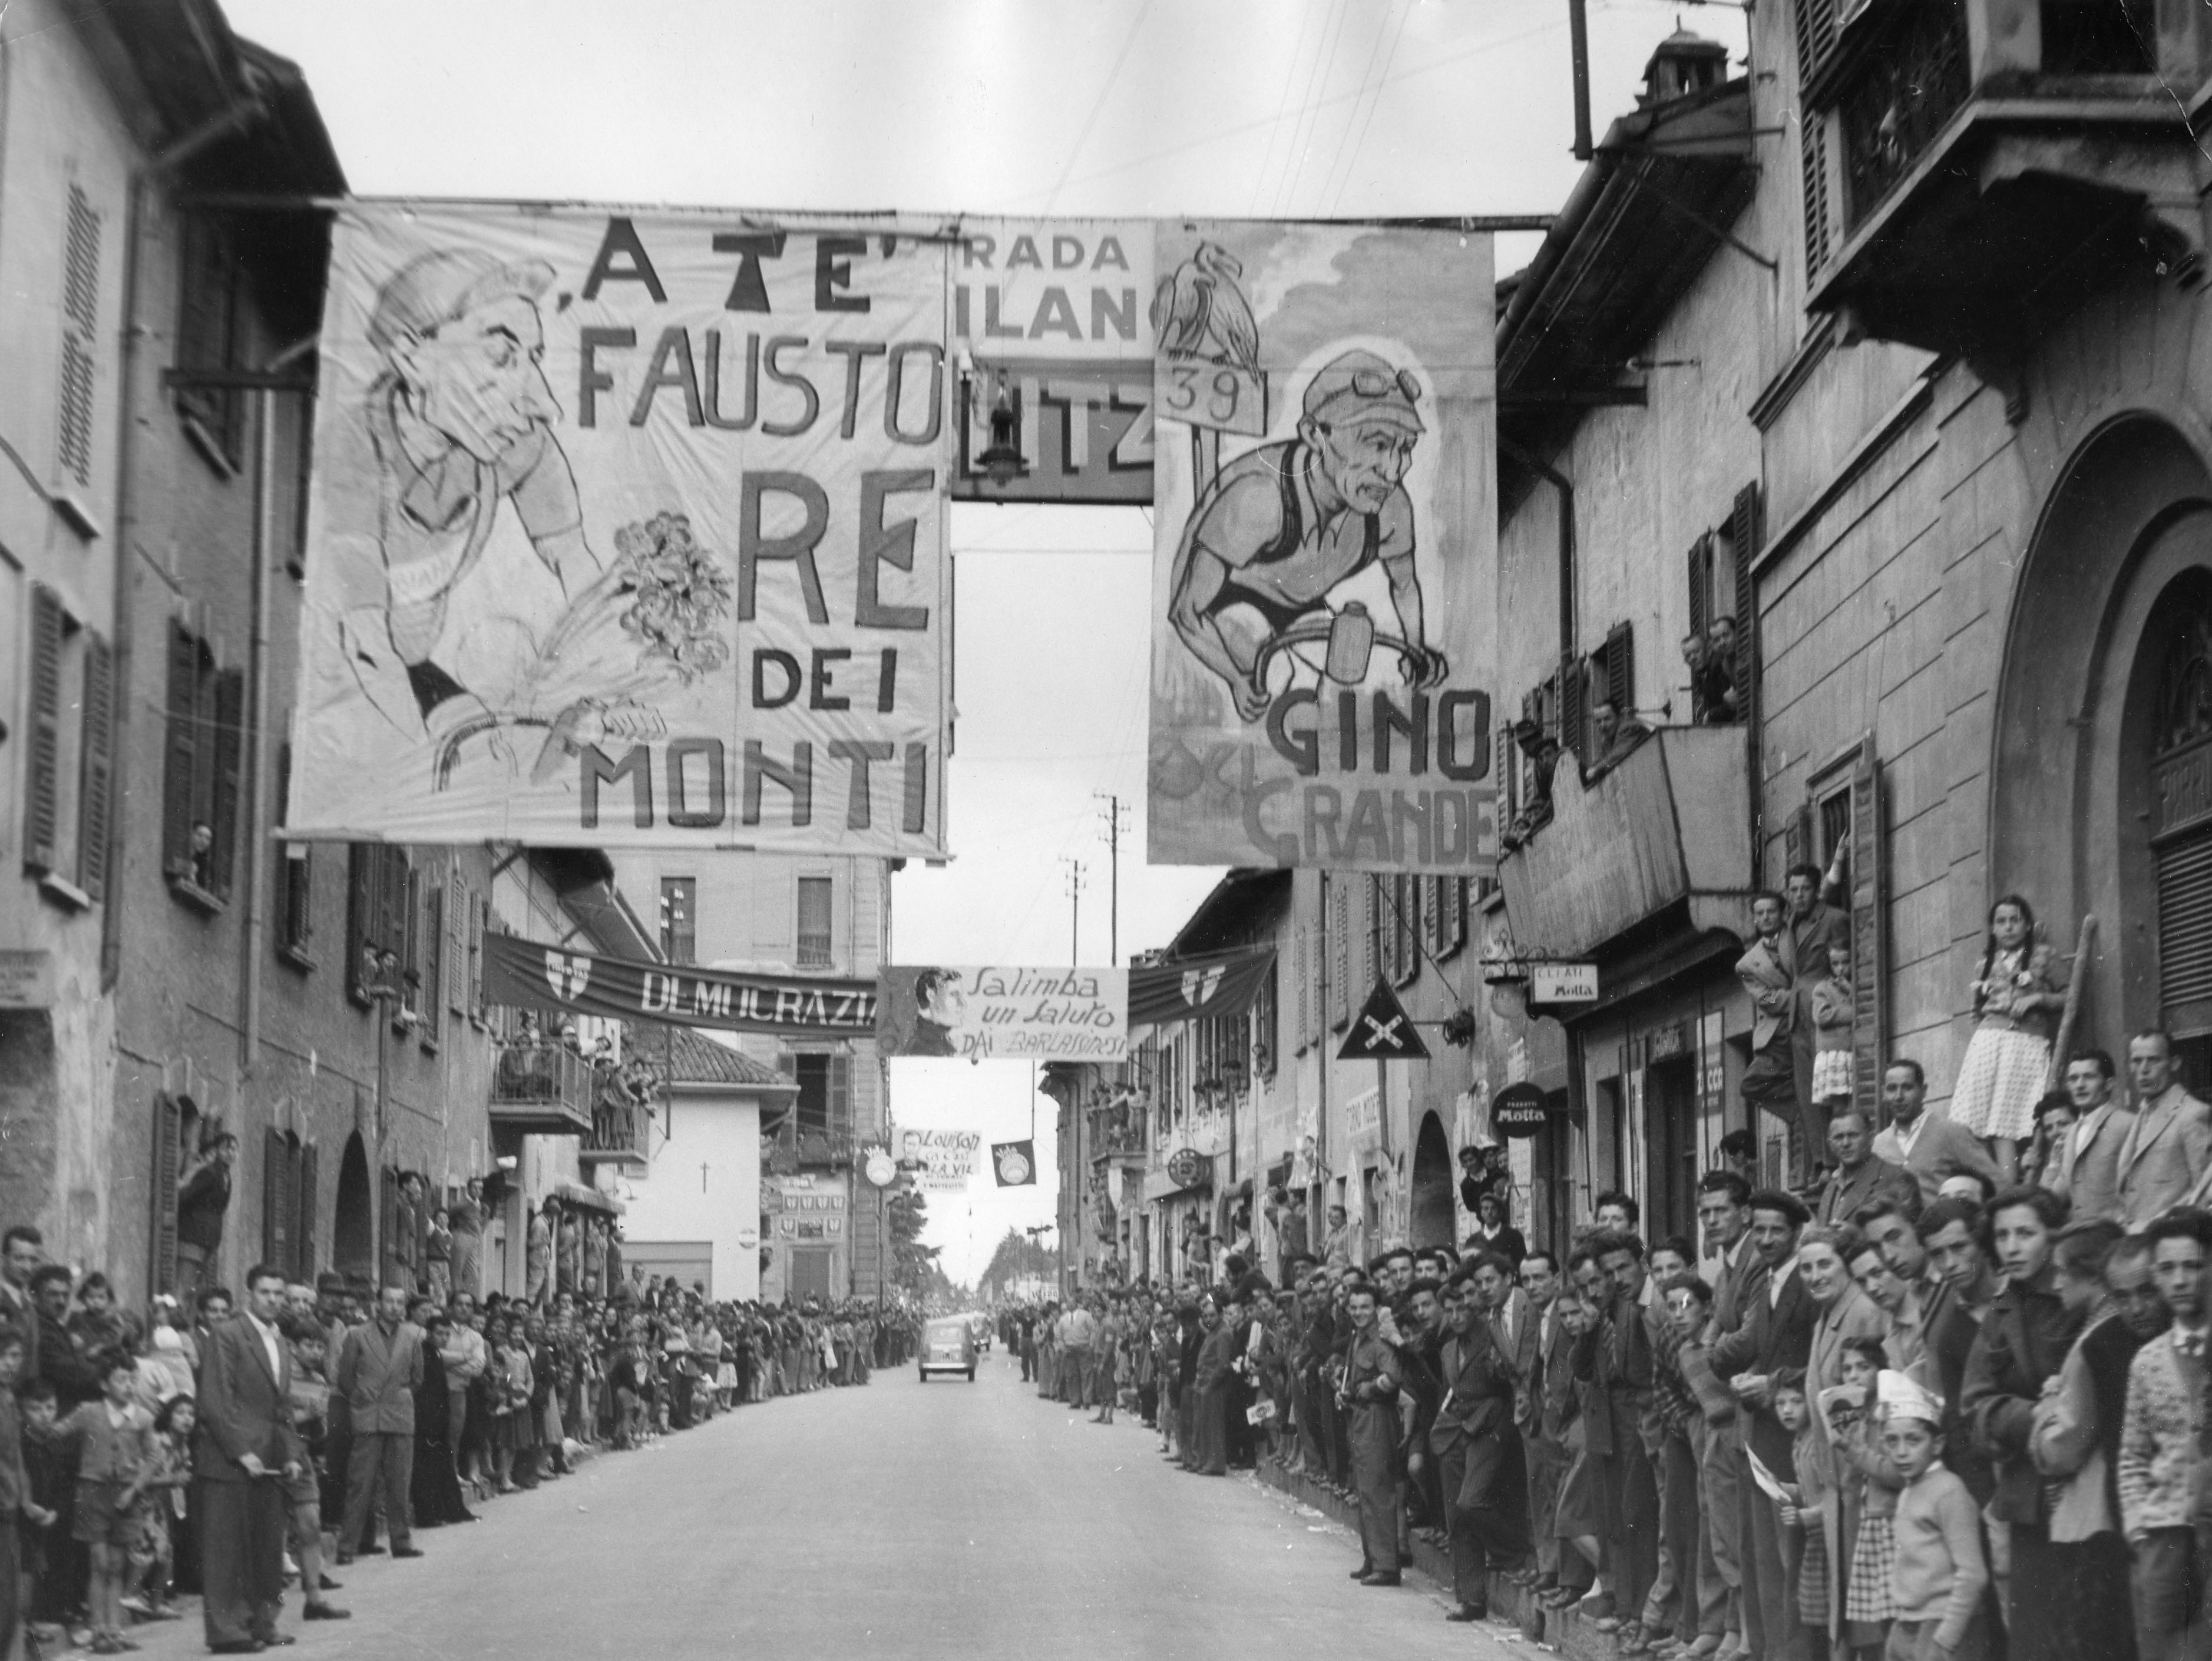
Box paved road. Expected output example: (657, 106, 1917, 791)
(123, 1350, 1521, 1661)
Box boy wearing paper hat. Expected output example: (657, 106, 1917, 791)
(1879, 1371, 1989, 1660)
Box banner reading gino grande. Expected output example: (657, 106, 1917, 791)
(1147, 222, 1498, 873)
(286, 203, 950, 856)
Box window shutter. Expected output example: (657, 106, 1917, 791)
(1331, 879, 1348, 1028)
(422, 881, 444, 1047)
(1688, 534, 1712, 640)
(150, 1093, 181, 1295)
(378, 849, 409, 967)
(296, 1142, 319, 1284)
(401, 865, 422, 1017)
(471, 896, 488, 1018)
(1561, 653, 1587, 762)
(1603, 621, 1635, 715)
(447, 874, 468, 1015)
(74, 631, 113, 900)
(1847, 734, 1889, 1119)
(1731, 481, 1763, 733)
(830, 1053, 852, 1143)
(1794, 0, 1838, 77)
(57, 186, 100, 488)
(346, 845, 374, 1002)
(1494, 728, 1517, 825)
(1449, 878, 1468, 954)
(162, 623, 199, 878)
(263, 1127, 288, 1266)
(1801, 117, 1833, 282)
(209, 668, 244, 900)
(24, 584, 64, 872)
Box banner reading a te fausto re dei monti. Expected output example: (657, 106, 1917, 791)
(875, 965, 1128, 1060)
(899, 1127, 981, 1193)
(1147, 221, 1498, 873)
(285, 203, 950, 855)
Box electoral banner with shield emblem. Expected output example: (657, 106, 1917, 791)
(285, 203, 951, 856)
(1147, 222, 1497, 873)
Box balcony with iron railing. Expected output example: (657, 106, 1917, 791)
(761, 1115, 855, 1173)
(579, 1095, 654, 1167)
(488, 1041, 597, 1136)
(1804, 0, 2206, 373)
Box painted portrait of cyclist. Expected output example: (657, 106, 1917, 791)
(1164, 347, 1447, 722)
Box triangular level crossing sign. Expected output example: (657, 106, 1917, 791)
(1339, 979, 1430, 1061)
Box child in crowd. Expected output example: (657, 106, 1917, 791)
(21, 1377, 85, 1643)
(1809, 942, 1857, 1116)
(65, 1278, 128, 1378)
(1773, 1369, 1834, 1653)
(1952, 894, 2066, 1183)
(1831, 1338, 1904, 1660)
(1882, 1372, 1987, 1661)
(65, 1357, 154, 1655)
(124, 1397, 193, 1624)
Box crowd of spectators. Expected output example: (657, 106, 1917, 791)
(1003, 1029, 2212, 1661)
(0, 1228, 917, 1657)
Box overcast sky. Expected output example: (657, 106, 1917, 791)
(218, 0, 1748, 1288)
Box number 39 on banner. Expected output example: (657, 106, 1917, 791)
(1160, 358, 1267, 437)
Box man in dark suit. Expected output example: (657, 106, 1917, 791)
(197, 1262, 300, 1654)
(1707, 1190, 1814, 1661)
(1695, 1171, 1756, 1657)
(1815, 1104, 1920, 1227)
(1431, 1272, 1527, 1622)
(1517, 1252, 1569, 1594)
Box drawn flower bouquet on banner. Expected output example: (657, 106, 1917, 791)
(432, 510, 734, 788)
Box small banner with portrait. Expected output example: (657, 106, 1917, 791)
(1146, 221, 1498, 873)
(285, 202, 951, 856)
(875, 965, 1128, 1060)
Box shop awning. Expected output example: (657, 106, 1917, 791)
(1129, 948, 1276, 1030)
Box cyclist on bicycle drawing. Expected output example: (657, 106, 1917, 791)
(1166, 348, 1449, 724)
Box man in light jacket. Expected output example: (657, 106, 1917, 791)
(1870, 1061, 2003, 1209)
(333, 1284, 424, 1564)
(2129, 1030, 2212, 1224)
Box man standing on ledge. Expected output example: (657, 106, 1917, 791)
(197, 1263, 300, 1655)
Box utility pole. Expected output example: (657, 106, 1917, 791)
(1062, 856, 1086, 967)
(1092, 791, 1129, 965)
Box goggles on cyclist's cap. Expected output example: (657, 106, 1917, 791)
(1301, 349, 1425, 434)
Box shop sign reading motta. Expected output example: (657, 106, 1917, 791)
(1490, 1081, 1551, 1139)
(874, 965, 1128, 1060)
(285, 204, 950, 856)
(1147, 222, 1499, 874)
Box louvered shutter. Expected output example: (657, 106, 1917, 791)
(1801, 117, 1833, 282)
(346, 845, 374, 1001)
(422, 882, 444, 1047)
(1603, 622, 1635, 716)
(263, 1127, 289, 1267)
(830, 1053, 852, 1145)
(378, 849, 409, 966)
(57, 186, 100, 488)
(297, 1143, 320, 1283)
(163, 624, 199, 878)
(1794, 0, 1838, 75)
(401, 865, 422, 1017)
(2160, 838, 2212, 1019)
(209, 669, 244, 899)
(1847, 734, 1888, 1117)
(151, 1093, 181, 1295)
(1731, 482, 1763, 735)
(1494, 728, 1517, 825)
(1688, 534, 1712, 640)
(74, 632, 113, 899)
(1295, 925, 1310, 1047)
(1331, 880, 1349, 1028)
(447, 874, 468, 1015)
(24, 584, 63, 872)
(471, 896, 489, 1019)
(1561, 653, 1587, 763)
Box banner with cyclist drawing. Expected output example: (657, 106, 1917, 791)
(284, 201, 950, 856)
(1146, 221, 1499, 873)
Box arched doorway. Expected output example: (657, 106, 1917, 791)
(333, 1133, 373, 1285)
(1991, 414, 2212, 1076)
(1409, 1110, 1455, 1250)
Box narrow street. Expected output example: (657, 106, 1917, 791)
(120, 1352, 1517, 1661)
